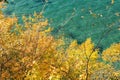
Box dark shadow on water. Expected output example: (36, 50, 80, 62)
(33, 0, 52, 4)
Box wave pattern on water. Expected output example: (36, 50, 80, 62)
(3, 0, 120, 49)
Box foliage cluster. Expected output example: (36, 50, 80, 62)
(0, 4, 120, 80)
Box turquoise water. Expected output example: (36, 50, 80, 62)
(3, 0, 120, 50)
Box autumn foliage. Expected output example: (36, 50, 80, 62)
(0, 4, 120, 80)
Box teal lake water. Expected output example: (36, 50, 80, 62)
(3, 0, 120, 50)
